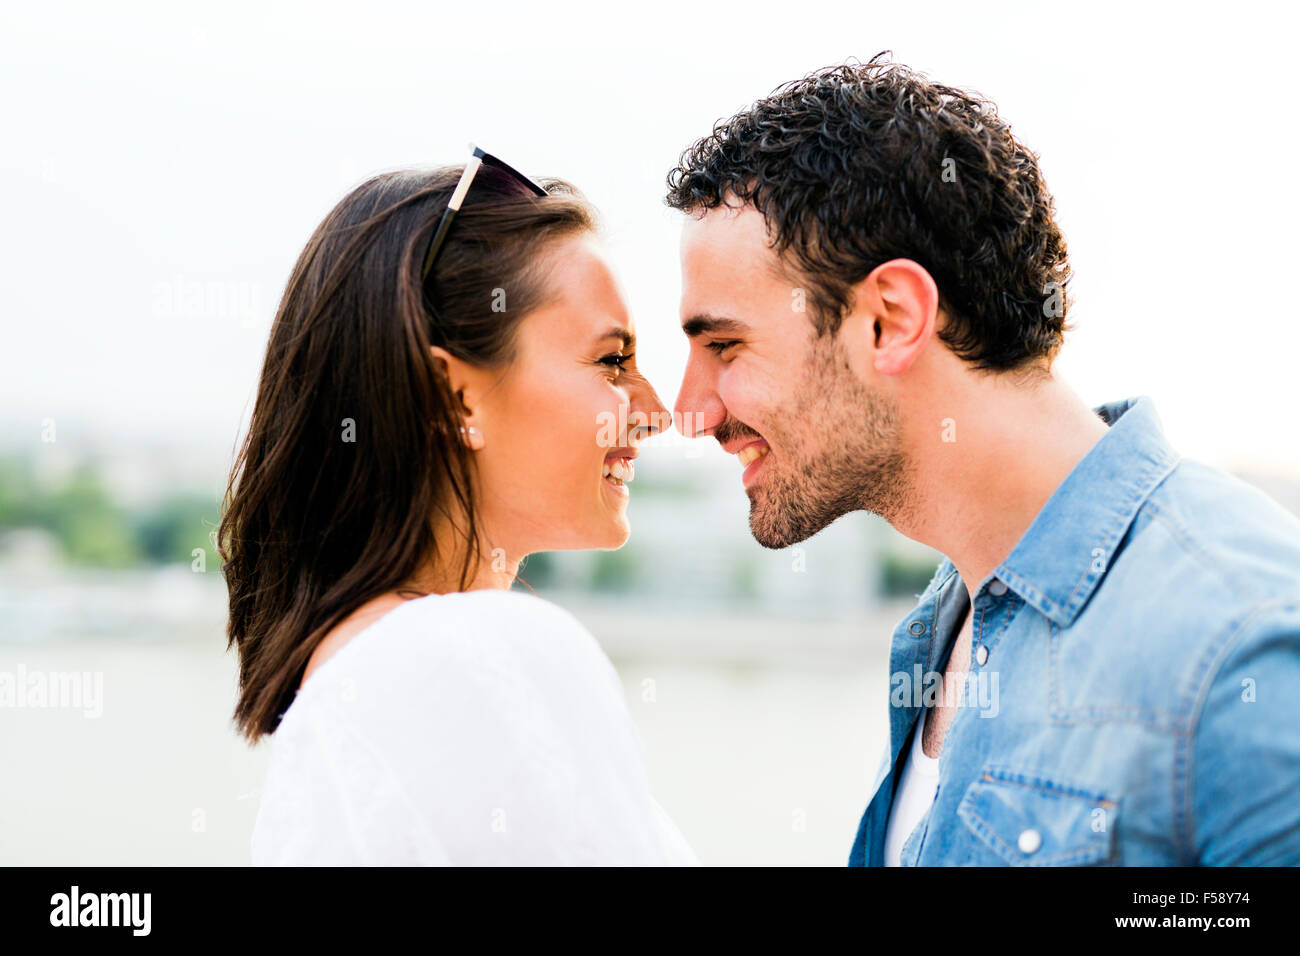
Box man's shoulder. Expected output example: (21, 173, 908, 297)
(1130, 457, 1300, 605)
(1063, 459, 1300, 720)
(1030, 457, 1300, 732)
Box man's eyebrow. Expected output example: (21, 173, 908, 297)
(597, 327, 635, 349)
(681, 314, 750, 338)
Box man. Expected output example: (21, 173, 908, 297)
(664, 53, 1300, 865)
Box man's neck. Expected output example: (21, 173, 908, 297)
(895, 373, 1110, 598)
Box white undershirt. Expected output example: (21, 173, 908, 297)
(883, 714, 942, 866)
(250, 589, 699, 866)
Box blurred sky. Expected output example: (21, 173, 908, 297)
(1, 0, 1297, 476)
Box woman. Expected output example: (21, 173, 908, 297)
(220, 149, 698, 865)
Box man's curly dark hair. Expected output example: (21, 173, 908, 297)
(665, 52, 1073, 374)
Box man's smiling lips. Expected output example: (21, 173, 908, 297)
(721, 437, 770, 486)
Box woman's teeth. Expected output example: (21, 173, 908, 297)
(603, 458, 635, 485)
(737, 444, 770, 467)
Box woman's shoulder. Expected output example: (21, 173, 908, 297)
(288, 588, 616, 725)
(420, 587, 595, 635)
(259, 587, 684, 866)
(389, 588, 604, 664)
(274, 588, 634, 807)
(309, 587, 594, 662)
(402, 589, 617, 695)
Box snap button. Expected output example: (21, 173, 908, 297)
(975, 645, 989, 666)
(1018, 828, 1042, 854)
(908, 621, 926, 636)
(988, 579, 1008, 596)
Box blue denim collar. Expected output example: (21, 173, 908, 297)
(928, 395, 1182, 627)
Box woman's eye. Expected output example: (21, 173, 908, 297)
(705, 340, 738, 356)
(598, 353, 632, 376)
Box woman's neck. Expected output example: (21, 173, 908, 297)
(404, 527, 522, 595)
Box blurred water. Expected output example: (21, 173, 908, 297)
(0, 569, 907, 865)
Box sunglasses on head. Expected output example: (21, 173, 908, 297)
(420, 143, 549, 281)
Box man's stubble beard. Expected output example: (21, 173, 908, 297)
(747, 334, 914, 549)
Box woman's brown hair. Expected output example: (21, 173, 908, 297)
(219, 165, 595, 743)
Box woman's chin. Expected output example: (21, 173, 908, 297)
(600, 517, 631, 550)
(596, 478, 631, 547)
(532, 514, 629, 553)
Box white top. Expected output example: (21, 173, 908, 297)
(883, 714, 941, 866)
(250, 589, 699, 866)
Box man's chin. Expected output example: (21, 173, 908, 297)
(748, 498, 821, 550)
(747, 471, 866, 549)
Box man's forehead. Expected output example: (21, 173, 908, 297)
(679, 207, 806, 331)
(681, 201, 769, 249)
(679, 203, 789, 289)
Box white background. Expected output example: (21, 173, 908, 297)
(2, 0, 1298, 867)
(1, 0, 1297, 475)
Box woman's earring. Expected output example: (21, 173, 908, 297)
(458, 425, 482, 449)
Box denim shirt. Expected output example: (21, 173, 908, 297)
(848, 395, 1300, 866)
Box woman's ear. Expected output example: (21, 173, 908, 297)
(430, 345, 487, 450)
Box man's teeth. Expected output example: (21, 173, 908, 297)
(736, 444, 770, 467)
(602, 458, 635, 484)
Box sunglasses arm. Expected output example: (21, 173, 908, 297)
(421, 154, 483, 279)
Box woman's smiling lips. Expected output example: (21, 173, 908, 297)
(602, 447, 637, 496)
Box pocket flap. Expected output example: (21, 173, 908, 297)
(957, 766, 1119, 866)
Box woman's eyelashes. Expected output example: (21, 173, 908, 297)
(704, 339, 739, 356)
(597, 352, 633, 378)
(598, 352, 630, 371)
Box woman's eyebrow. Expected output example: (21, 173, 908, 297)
(596, 327, 635, 349)
(682, 314, 749, 338)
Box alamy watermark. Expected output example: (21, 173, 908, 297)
(890, 664, 999, 718)
(49, 886, 150, 936)
(152, 276, 262, 327)
(0, 665, 103, 718)
(596, 408, 710, 457)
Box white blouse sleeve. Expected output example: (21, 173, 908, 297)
(252, 590, 697, 866)
(252, 692, 455, 865)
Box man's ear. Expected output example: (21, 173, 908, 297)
(843, 258, 939, 377)
(430, 345, 486, 450)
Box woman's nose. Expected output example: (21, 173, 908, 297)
(630, 376, 671, 438)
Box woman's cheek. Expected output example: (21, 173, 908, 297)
(554, 388, 599, 497)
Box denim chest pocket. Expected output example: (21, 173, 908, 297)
(955, 766, 1119, 866)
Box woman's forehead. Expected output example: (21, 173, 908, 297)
(526, 234, 634, 346)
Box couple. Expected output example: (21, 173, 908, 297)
(223, 55, 1300, 866)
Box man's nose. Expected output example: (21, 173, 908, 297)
(673, 356, 725, 439)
